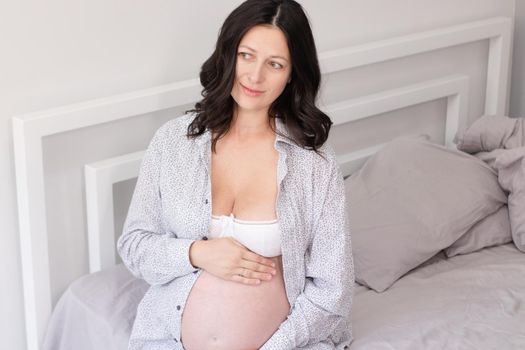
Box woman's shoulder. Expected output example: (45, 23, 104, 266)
(314, 142, 337, 162)
(285, 142, 339, 187)
(151, 112, 197, 147)
(157, 112, 196, 137)
(296, 141, 337, 169)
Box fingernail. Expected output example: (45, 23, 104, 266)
(272, 262, 276, 267)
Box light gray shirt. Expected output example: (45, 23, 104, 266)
(117, 112, 354, 349)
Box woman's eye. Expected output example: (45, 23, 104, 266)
(239, 52, 251, 59)
(271, 62, 283, 69)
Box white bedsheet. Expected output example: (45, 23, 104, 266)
(43, 243, 525, 350)
(42, 264, 148, 350)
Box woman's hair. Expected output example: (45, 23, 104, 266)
(185, 0, 331, 156)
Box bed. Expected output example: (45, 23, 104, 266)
(41, 242, 525, 349)
(12, 15, 524, 350)
(351, 243, 525, 349)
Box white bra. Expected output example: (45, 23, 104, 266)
(209, 213, 282, 257)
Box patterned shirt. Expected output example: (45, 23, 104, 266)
(117, 112, 354, 349)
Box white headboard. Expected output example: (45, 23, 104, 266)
(12, 16, 512, 350)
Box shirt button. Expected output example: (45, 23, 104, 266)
(177, 305, 181, 311)
(202, 236, 208, 240)
(204, 199, 209, 204)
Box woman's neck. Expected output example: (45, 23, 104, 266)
(229, 109, 275, 142)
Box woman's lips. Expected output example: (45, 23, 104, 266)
(241, 83, 264, 97)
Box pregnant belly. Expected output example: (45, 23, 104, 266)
(180, 256, 290, 350)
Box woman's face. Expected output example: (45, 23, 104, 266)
(231, 25, 292, 115)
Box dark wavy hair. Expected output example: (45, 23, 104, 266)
(185, 0, 332, 156)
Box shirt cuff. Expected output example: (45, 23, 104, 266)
(167, 237, 199, 276)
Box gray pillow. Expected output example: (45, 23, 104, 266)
(445, 205, 511, 257)
(345, 136, 507, 292)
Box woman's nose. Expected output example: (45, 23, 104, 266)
(248, 63, 264, 84)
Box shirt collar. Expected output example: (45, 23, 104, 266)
(194, 116, 297, 149)
(274, 117, 296, 148)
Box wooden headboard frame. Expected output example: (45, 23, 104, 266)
(12, 16, 512, 350)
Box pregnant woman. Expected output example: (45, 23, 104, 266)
(118, 0, 354, 349)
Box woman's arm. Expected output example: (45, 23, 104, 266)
(117, 122, 199, 286)
(260, 147, 355, 349)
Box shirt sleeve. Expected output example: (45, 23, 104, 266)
(117, 123, 199, 286)
(260, 148, 355, 349)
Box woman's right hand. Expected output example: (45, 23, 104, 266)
(189, 237, 277, 285)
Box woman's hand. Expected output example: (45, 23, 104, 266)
(189, 238, 277, 285)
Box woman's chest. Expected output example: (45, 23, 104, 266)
(210, 143, 279, 220)
(158, 141, 313, 246)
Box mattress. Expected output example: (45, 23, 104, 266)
(43, 243, 525, 350)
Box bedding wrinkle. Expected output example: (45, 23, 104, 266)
(498, 289, 522, 317)
(455, 115, 525, 252)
